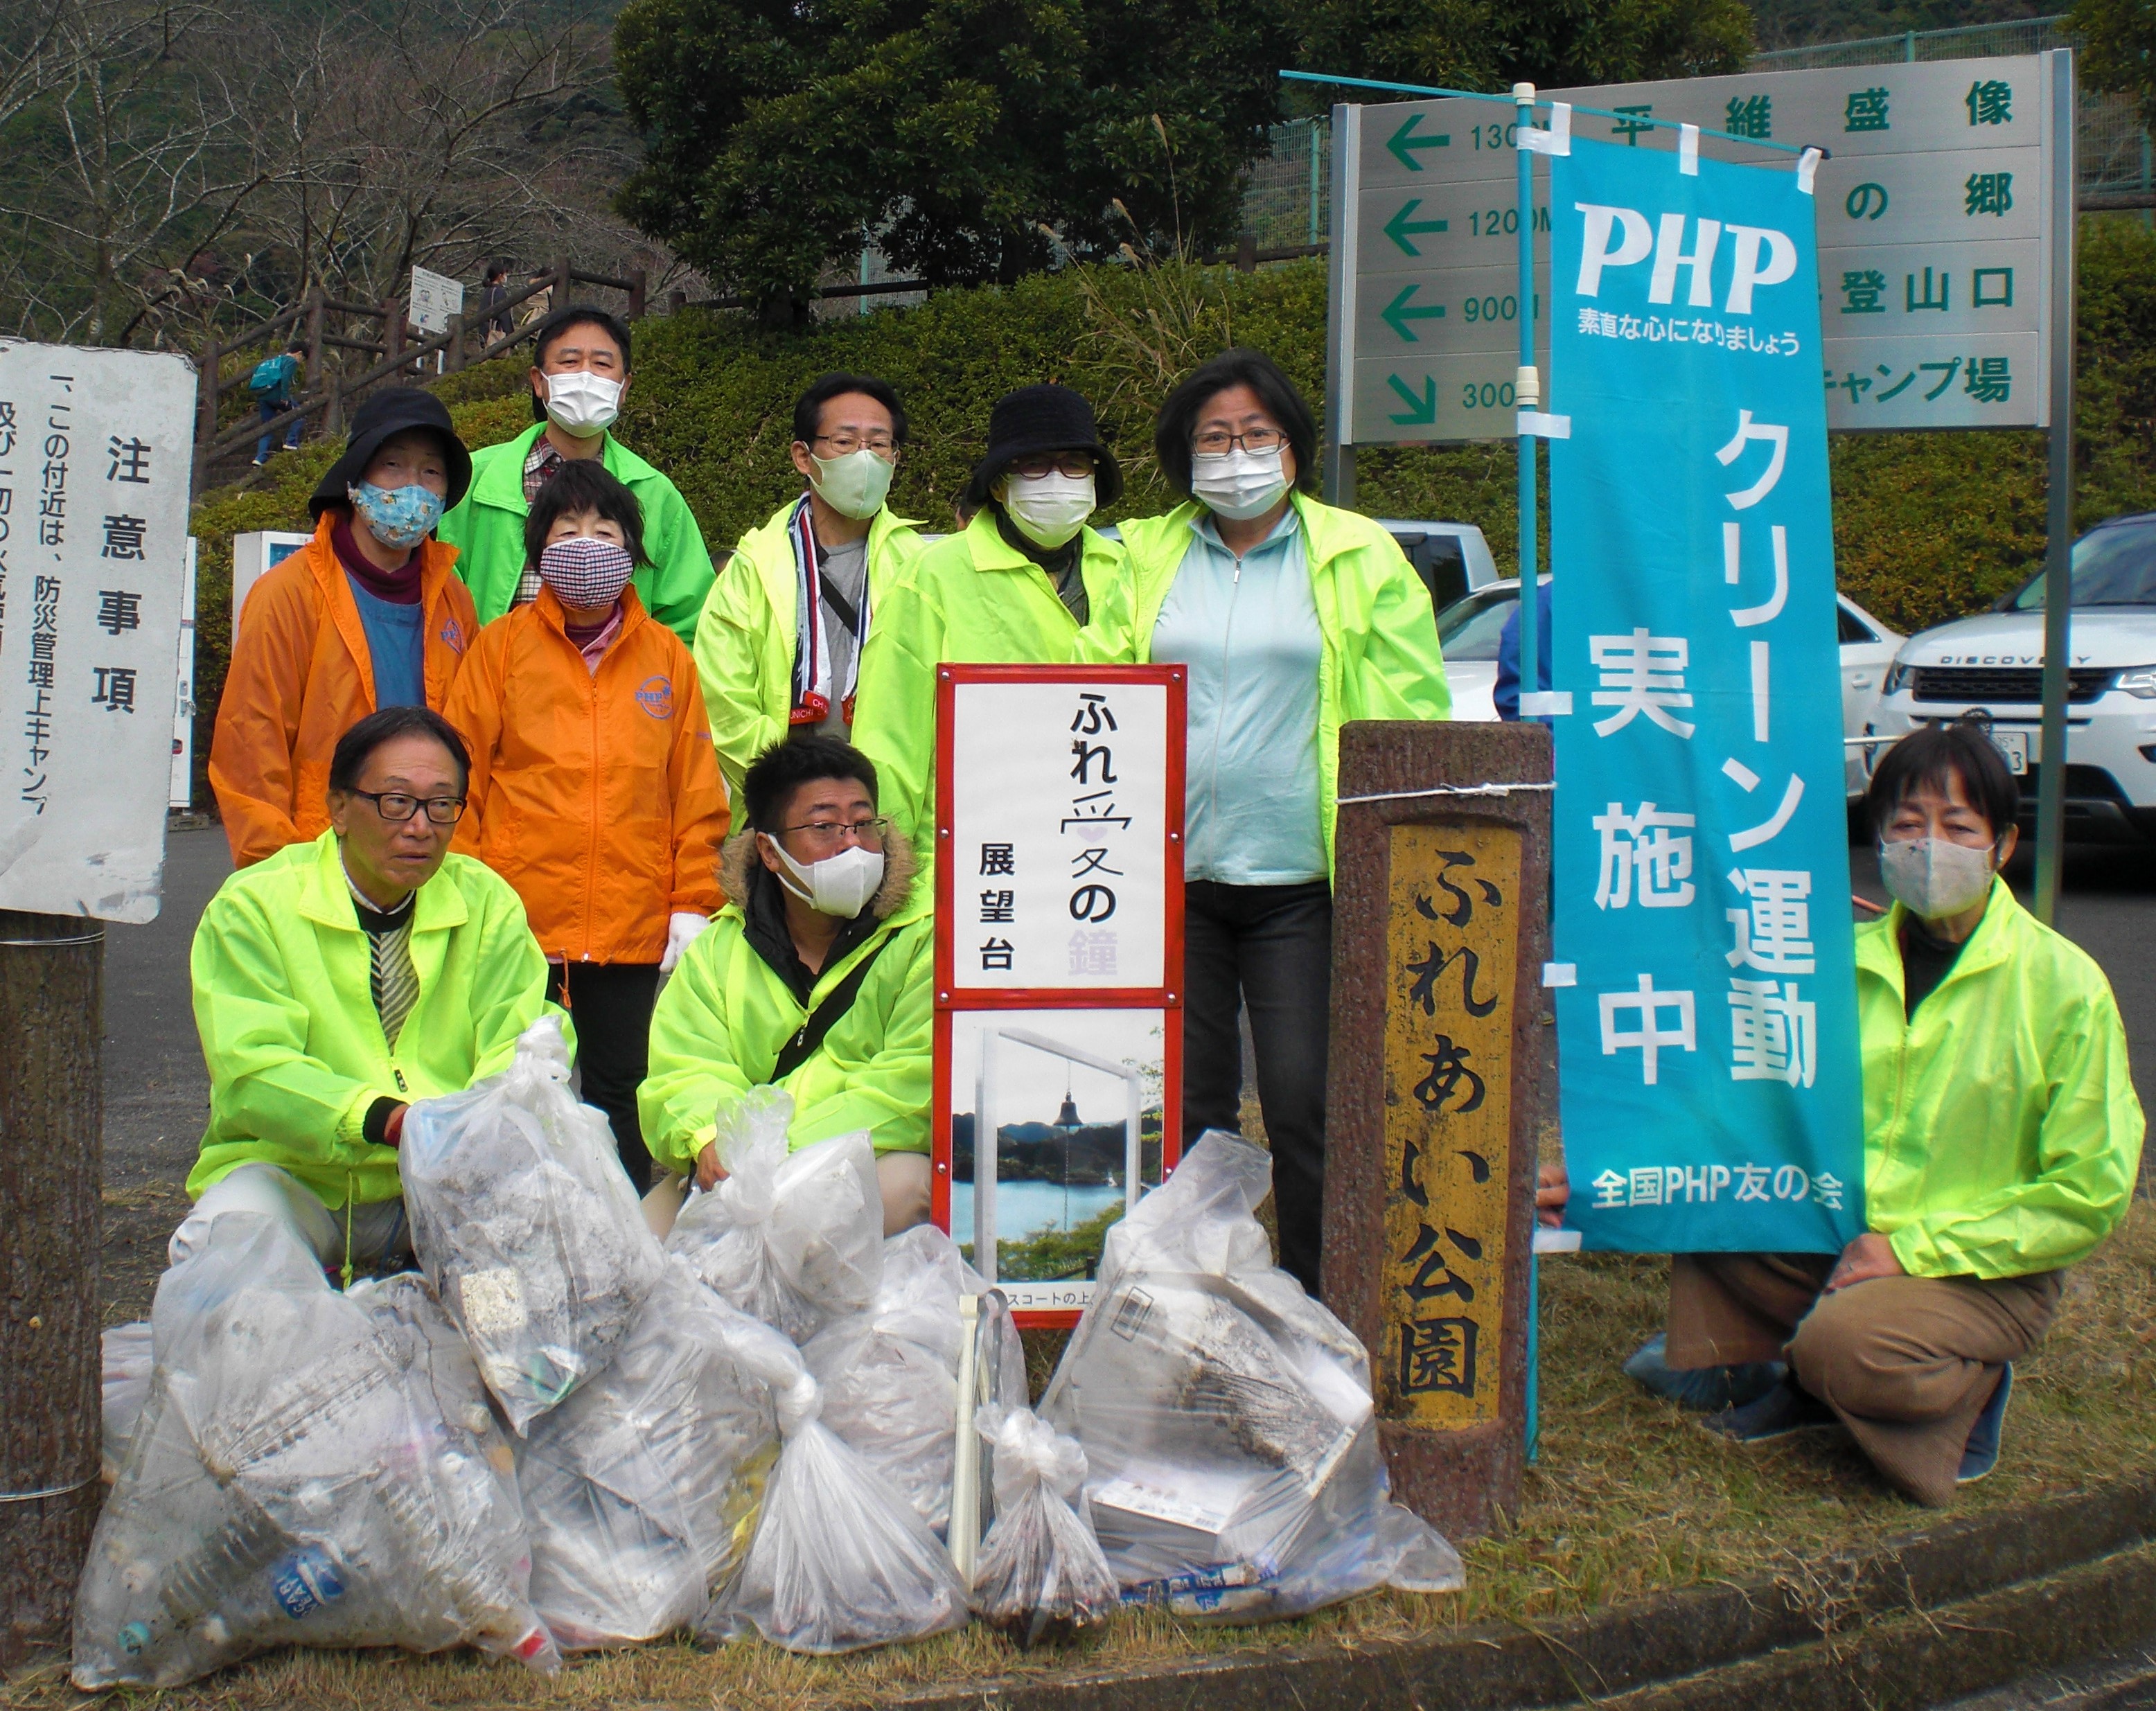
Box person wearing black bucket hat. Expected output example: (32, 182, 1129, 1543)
(209, 387, 481, 867)
(851, 383, 1126, 847)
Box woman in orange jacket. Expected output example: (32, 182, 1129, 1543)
(209, 388, 479, 867)
(444, 459, 728, 1189)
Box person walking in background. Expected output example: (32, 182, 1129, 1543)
(479, 263, 513, 341)
(693, 373, 924, 801)
(436, 303, 714, 644)
(211, 388, 478, 867)
(443, 459, 727, 1192)
(1078, 347, 1451, 1297)
(517, 267, 552, 328)
(249, 337, 308, 465)
(852, 383, 1125, 849)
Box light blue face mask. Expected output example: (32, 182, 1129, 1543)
(348, 480, 445, 550)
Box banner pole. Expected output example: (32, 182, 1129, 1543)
(1513, 85, 1540, 690)
(2032, 47, 2076, 925)
(1324, 103, 1361, 506)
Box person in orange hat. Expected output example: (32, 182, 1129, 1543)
(209, 387, 479, 867)
(443, 457, 727, 1189)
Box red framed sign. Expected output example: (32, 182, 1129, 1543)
(930, 664, 1186, 1327)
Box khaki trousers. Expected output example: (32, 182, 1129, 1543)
(1668, 1253, 2062, 1507)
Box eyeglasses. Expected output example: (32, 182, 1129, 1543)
(783, 815, 888, 844)
(348, 788, 466, 826)
(1009, 452, 1096, 480)
(1192, 427, 1285, 455)
(811, 433, 896, 456)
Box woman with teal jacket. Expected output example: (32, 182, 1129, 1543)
(1078, 348, 1450, 1296)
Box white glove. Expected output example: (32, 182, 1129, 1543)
(660, 911, 710, 975)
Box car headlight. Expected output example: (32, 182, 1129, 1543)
(1883, 661, 1911, 695)
(2114, 666, 2156, 698)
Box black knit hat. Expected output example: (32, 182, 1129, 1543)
(308, 387, 472, 520)
(960, 384, 1122, 510)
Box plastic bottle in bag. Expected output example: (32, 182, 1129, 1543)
(72, 1214, 558, 1689)
(1041, 1131, 1465, 1622)
(969, 1403, 1119, 1649)
(664, 1087, 882, 1344)
(401, 1017, 665, 1433)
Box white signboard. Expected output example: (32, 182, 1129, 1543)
(170, 535, 195, 809)
(232, 529, 312, 627)
(0, 342, 195, 920)
(1335, 51, 2064, 443)
(408, 266, 465, 335)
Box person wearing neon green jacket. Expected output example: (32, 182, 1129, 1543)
(693, 374, 925, 799)
(1075, 348, 1449, 1297)
(639, 735, 935, 1236)
(851, 384, 1126, 852)
(177, 707, 560, 1280)
(435, 305, 714, 643)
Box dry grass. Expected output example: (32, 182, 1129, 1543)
(14, 1176, 2154, 1708)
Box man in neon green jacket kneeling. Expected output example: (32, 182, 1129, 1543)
(177, 706, 560, 1279)
(639, 734, 934, 1235)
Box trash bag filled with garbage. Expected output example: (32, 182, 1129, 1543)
(402, 1017, 664, 1433)
(72, 1214, 558, 1690)
(664, 1088, 882, 1345)
(802, 1224, 1024, 1536)
(969, 1403, 1119, 1649)
(1041, 1131, 1465, 1621)
(696, 1363, 969, 1655)
(514, 1259, 795, 1649)
(101, 1320, 154, 1484)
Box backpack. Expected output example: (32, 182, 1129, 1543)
(248, 353, 296, 396)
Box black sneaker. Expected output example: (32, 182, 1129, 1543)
(1623, 1333, 1787, 1412)
(1699, 1374, 1839, 1444)
(1957, 1365, 2013, 1484)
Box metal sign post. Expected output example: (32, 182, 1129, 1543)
(2033, 48, 2077, 922)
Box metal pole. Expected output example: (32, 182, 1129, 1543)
(1323, 102, 1361, 506)
(2033, 48, 2077, 924)
(1513, 85, 1539, 701)
(1309, 114, 1323, 249)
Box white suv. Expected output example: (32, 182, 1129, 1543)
(1871, 512, 2156, 844)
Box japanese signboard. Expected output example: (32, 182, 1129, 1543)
(0, 342, 194, 920)
(932, 664, 1185, 1323)
(407, 265, 465, 335)
(1547, 139, 1865, 1253)
(1329, 51, 2065, 445)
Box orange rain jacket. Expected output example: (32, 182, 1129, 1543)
(209, 512, 478, 869)
(444, 582, 729, 966)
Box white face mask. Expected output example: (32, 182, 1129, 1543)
(763, 834, 885, 918)
(1191, 446, 1289, 520)
(543, 371, 621, 438)
(1000, 470, 1095, 549)
(1877, 835, 1998, 921)
(808, 448, 894, 520)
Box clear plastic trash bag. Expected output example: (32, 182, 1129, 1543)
(696, 1367, 969, 1655)
(802, 1223, 1025, 1536)
(969, 1403, 1118, 1649)
(402, 1017, 664, 1433)
(1041, 1131, 1465, 1622)
(72, 1213, 558, 1690)
(513, 1259, 794, 1649)
(101, 1320, 154, 1484)
(664, 1087, 882, 1345)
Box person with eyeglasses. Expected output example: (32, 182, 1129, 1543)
(175, 707, 559, 1282)
(639, 734, 935, 1235)
(443, 459, 728, 1191)
(693, 373, 925, 801)
(1077, 347, 1451, 1299)
(852, 382, 1126, 849)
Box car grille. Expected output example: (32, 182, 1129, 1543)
(1908, 666, 2115, 704)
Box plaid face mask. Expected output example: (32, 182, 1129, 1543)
(537, 535, 634, 608)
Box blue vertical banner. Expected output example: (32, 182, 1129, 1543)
(1549, 135, 1864, 1253)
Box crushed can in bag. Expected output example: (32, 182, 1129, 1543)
(402, 1016, 664, 1433)
(969, 1404, 1119, 1649)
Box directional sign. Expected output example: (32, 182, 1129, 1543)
(1330, 53, 2063, 447)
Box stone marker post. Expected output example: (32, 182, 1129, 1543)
(1324, 721, 1551, 1540)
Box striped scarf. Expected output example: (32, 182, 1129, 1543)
(787, 495, 869, 727)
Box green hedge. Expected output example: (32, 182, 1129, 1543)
(186, 219, 2156, 802)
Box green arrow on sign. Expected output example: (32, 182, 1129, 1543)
(1386, 113, 1451, 171)
(1386, 374, 1438, 425)
(1382, 198, 1449, 256)
(1380, 284, 1446, 342)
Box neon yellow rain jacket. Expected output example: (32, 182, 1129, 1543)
(1077, 491, 1450, 875)
(851, 506, 1125, 848)
(1859, 879, 2144, 1278)
(639, 828, 933, 1172)
(188, 829, 559, 1207)
(691, 496, 925, 799)
(436, 423, 716, 643)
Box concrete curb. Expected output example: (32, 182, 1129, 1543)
(883, 1473, 2156, 1711)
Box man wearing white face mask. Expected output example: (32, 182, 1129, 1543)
(640, 734, 935, 1235)
(437, 304, 716, 644)
(852, 383, 1126, 848)
(694, 373, 925, 801)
